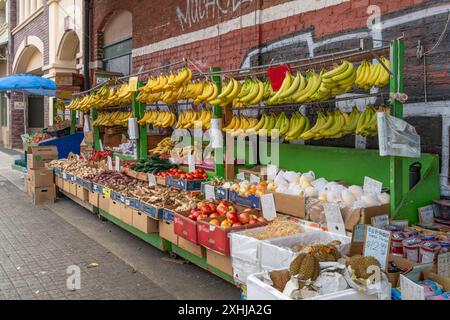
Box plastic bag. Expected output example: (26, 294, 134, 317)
(377, 112, 420, 158)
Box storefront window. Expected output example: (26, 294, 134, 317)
(103, 38, 132, 76)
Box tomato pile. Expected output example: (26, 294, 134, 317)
(155, 167, 185, 178)
(87, 150, 113, 161)
(155, 167, 208, 180)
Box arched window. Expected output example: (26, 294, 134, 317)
(102, 10, 132, 76)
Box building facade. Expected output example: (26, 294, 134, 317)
(4, 0, 84, 149)
(89, 0, 450, 196)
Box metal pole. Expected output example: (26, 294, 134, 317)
(389, 38, 404, 216)
(210, 67, 224, 178)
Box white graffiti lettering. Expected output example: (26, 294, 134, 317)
(176, 0, 254, 30)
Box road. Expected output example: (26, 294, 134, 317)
(0, 149, 239, 300)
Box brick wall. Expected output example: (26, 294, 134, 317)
(90, 0, 450, 193)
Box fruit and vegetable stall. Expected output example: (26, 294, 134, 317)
(41, 37, 449, 300)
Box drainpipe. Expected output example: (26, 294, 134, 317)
(83, 0, 90, 91)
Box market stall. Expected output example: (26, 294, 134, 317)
(36, 37, 448, 300)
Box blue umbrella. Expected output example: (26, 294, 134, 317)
(0, 74, 56, 96)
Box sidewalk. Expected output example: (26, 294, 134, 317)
(0, 150, 239, 300)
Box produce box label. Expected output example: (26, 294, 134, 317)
(140, 202, 163, 220)
(92, 183, 104, 195)
(229, 190, 261, 209)
(125, 197, 140, 210)
(104, 187, 111, 199)
(163, 209, 174, 222)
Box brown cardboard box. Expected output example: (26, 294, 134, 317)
(386, 255, 418, 287)
(88, 190, 99, 207)
(32, 186, 56, 205)
(132, 211, 158, 233)
(29, 168, 54, 187)
(69, 181, 77, 196)
(109, 199, 122, 218)
(55, 175, 61, 188)
(120, 206, 133, 225)
(178, 237, 206, 258)
(76, 185, 89, 202)
(206, 249, 233, 276)
(238, 166, 267, 181)
(272, 192, 305, 218)
(27, 146, 58, 169)
(159, 220, 178, 244)
(98, 194, 110, 212)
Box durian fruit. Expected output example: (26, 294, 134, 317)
(304, 244, 342, 262)
(347, 255, 381, 279)
(289, 253, 320, 281)
(291, 245, 304, 252)
(269, 269, 291, 292)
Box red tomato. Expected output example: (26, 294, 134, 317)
(180, 174, 186, 180)
(202, 173, 208, 179)
(196, 168, 205, 174)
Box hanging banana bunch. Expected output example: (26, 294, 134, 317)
(92, 111, 132, 127)
(174, 109, 212, 130)
(137, 110, 177, 128)
(355, 57, 391, 90)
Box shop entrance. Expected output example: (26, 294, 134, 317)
(27, 95, 44, 130)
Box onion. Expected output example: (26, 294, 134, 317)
(326, 190, 342, 203)
(361, 194, 380, 207)
(348, 185, 363, 199)
(341, 189, 356, 207)
(283, 171, 299, 183)
(304, 186, 318, 198)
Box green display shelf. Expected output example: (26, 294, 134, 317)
(112, 153, 136, 161)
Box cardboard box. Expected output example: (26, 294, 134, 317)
(55, 175, 61, 188)
(109, 199, 122, 218)
(69, 181, 77, 196)
(76, 185, 89, 202)
(88, 190, 99, 207)
(238, 166, 267, 181)
(98, 194, 110, 212)
(207, 249, 233, 276)
(63, 179, 70, 192)
(423, 267, 450, 291)
(120, 206, 133, 225)
(159, 220, 178, 244)
(173, 210, 199, 244)
(272, 192, 305, 218)
(343, 203, 390, 231)
(178, 237, 206, 258)
(386, 255, 418, 287)
(132, 211, 158, 233)
(29, 168, 54, 187)
(27, 146, 58, 169)
(24, 174, 32, 195)
(32, 186, 56, 205)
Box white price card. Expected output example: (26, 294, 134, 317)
(250, 174, 260, 184)
(99, 140, 104, 151)
(371, 214, 389, 229)
(363, 176, 382, 194)
(352, 224, 366, 243)
(400, 275, 425, 300)
(188, 155, 195, 173)
(418, 205, 434, 225)
(107, 156, 113, 170)
(260, 193, 277, 220)
(115, 156, 121, 171)
(391, 219, 409, 228)
(364, 226, 391, 271)
(324, 203, 346, 235)
(204, 184, 215, 200)
(236, 172, 245, 181)
(267, 165, 278, 181)
(128, 76, 138, 92)
(437, 253, 450, 278)
(63, 173, 67, 180)
(148, 173, 156, 187)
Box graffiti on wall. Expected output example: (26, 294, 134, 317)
(176, 0, 254, 30)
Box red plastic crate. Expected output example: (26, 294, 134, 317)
(173, 210, 199, 244)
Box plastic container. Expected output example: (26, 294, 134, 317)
(421, 235, 437, 242)
(403, 238, 421, 262)
(419, 241, 441, 264)
(439, 240, 450, 253)
(391, 232, 407, 256)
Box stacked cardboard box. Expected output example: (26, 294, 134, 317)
(26, 146, 58, 205)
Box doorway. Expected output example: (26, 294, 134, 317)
(28, 96, 44, 129)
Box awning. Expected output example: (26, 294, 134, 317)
(0, 74, 56, 96)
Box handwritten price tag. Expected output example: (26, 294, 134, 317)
(418, 205, 434, 225)
(63, 173, 67, 180)
(128, 76, 138, 92)
(437, 253, 450, 278)
(371, 214, 389, 229)
(400, 275, 425, 300)
(250, 174, 260, 184)
(148, 173, 156, 187)
(352, 224, 365, 243)
(115, 156, 121, 171)
(260, 193, 277, 220)
(391, 219, 409, 228)
(107, 156, 113, 170)
(236, 172, 245, 181)
(204, 184, 215, 200)
(104, 188, 111, 199)
(363, 176, 382, 194)
(364, 226, 391, 271)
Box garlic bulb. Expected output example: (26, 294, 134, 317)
(326, 190, 342, 203)
(304, 186, 318, 198)
(348, 185, 363, 199)
(341, 189, 356, 207)
(361, 194, 380, 207)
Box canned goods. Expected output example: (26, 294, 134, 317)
(391, 232, 407, 256)
(419, 241, 441, 264)
(403, 238, 421, 262)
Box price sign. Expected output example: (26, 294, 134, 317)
(437, 253, 450, 278)
(250, 174, 260, 184)
(115, 156, 121, 171)
(391, 219, 409, 228)
(267, 165, 278, 181)
(363, 176, 382, 195)
(363, 226, 391, 271)
(63, 173, 67, 180)
(204, 184, 215, 200)
(260, 193, 277, 220)
(400, 275, 425, 300)
(371, 214, 389, 229)
(236, 172, 245, 181)
(107, 156, 113, 170)
(188, 155, 195, 173)
(352, 224, 366, 243)
(71, 176, 76, 182)
(104, 188, 111, 199)
(128, 76, 138, 92)
(418, 205, 434, 225)
(324, 203, 346, 235)
(125, 199, 130, 206)
(148, 173, 156, 187)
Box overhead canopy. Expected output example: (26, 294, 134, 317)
(0, 74, 56, 96)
